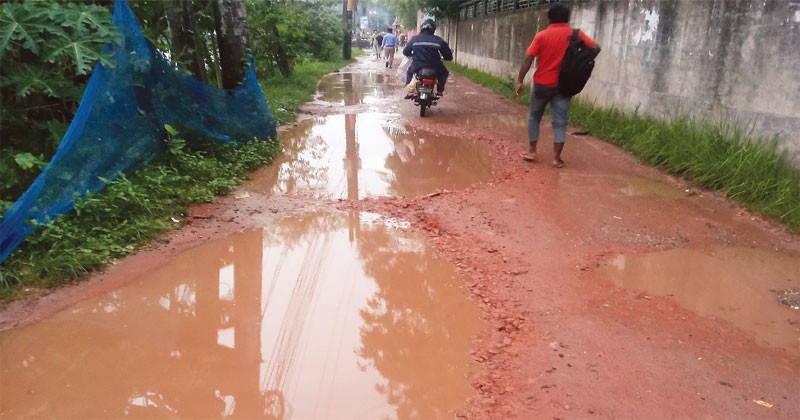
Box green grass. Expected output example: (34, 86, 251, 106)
(0, 138, 282, 298)
(0, 52, 359, 299)
(449, 63, 800, 232)
(448, 62, 528, 106)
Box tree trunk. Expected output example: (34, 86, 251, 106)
(166, 0, 207, 81)
(271, 26, 292, 78)
(210, 34, 223, 87)
(212, 0, 249, 89)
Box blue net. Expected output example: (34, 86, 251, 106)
(0, 0, 277, 264)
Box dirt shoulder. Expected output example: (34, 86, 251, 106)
(350, 65, 800, 418)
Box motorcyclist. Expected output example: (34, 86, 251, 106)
(403, 18, 453, 99)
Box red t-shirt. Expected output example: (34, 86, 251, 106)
(526, 23, 597, 87)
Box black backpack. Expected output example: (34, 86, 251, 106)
(557, 29, 598, 97)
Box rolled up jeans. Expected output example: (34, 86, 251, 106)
(528, 84, 570, 144)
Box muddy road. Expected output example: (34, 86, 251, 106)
(1, 56, 799, 419)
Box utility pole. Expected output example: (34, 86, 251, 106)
(343, 0, 355, 59)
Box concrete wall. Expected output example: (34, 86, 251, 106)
(441, 0, 800, 166)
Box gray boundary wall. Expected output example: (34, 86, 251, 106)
(441, 0, 800, 166)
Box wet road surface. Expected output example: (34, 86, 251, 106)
(2, 55, 799, 419)
(244, 114, 492, 199)
(0, 60, 488, 418)
(1, 212, 480, 418)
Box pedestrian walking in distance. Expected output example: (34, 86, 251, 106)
(515, 4, 601, 168)
(373, 32, 383, 60)
(381, 27, 398, 68)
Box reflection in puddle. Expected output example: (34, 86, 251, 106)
(619, 176, 686, 199)
(0, 212, 482, 419)
(599, 247, 800, 355)
(316, 72, 400, 105)
(245, 113, 493, 198)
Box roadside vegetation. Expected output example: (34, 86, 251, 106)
(262, 51, 361, 125)
(449, 63, 800, 232)
(0, 0, 355, 299)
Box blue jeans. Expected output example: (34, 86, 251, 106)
(528, 84, 571, 144)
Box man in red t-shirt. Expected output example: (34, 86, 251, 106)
(515, 4, 600, 168)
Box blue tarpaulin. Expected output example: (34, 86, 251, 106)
(0, 0, 277, 264)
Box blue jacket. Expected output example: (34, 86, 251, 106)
(402, 32, 453, 70)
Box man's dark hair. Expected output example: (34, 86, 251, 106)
(548, 4, 570, 23)
(387, 27, 393, 33)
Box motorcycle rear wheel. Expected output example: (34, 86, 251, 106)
(419, 102, 427, 117)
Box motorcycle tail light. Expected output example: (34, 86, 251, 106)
(422, 79, 435, 86)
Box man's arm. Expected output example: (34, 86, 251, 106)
(440, 40, 453, 61)
(578, 30, 601, 57)
(515, 55, 535, 96)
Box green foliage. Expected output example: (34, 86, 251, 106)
(0, 129, 282, 298)
(248, 0, 344, 78)
(1, 0, 118, 204)
(127, 1, 218, 82)
(0, 0, 358, 300)
(0, 150, 43, 209)
(386, 0, 419, 29)
(261, 49, 359, 124)
(13, 152, 47, 170)
(386, 0, 459, 26)
(449, 62, 526, 104)
(0, 49, 355, 298)
(1, 2, 118, 82)
(419, 0, 460, 19)
(127, 0, 173, 52)
(451, 64, 800, 232)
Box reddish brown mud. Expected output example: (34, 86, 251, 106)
(1, 55, 798, 419)
(1, 213, 482, 418)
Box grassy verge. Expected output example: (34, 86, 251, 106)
(449, 63, 800, 232)
(262, 48, 361, 125)
(448, 62, 528, 106)
(0, 138, 282, 298)
(0, 53, 358, 300)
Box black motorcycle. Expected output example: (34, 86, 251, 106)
(410, 68, 440, 117)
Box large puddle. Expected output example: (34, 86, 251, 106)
(315, 72, 401, 105)
(598, 246, 800, 355)
(244, 113, 493, 198)
(0, 212, 483, 419)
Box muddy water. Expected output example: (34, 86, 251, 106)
(0, 212, 482, 419)
(598, 246, 800, 355)
(315, 72, 399, 105)
(619, 175, 688, 199)
(244, 113, 493, 199)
